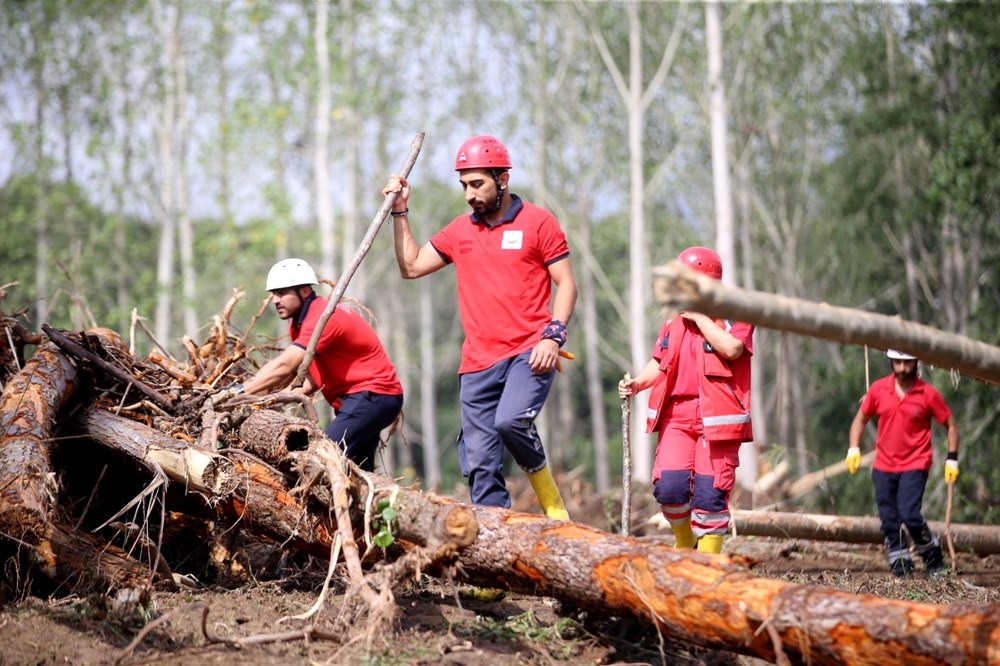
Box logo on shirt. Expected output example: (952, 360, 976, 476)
(501, 230, 523, 250)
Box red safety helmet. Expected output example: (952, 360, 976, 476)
(678, 246, 723, 280)
(455, 135, 512, 171)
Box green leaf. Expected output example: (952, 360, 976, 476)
(374, 530, 394, 549)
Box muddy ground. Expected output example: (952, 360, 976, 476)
(2, 484, 998, 666)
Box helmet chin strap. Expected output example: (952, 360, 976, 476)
(485, 170, 505, 215)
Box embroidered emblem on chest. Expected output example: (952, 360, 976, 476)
(501, 230, 523, 250)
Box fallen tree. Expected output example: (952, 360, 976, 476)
(3, 312, 1000, 664)
(652, 260, 1000, 385)
(648, 510, 1000, 556)
(457, 507, 1000, 665)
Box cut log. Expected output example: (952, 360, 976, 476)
(214, 458, 336, 558)
(235, 408, 316, 463)
(649, 509, 1000, 556)
(0, 333, 95, 542)
(652, 260, 1000, 386)
(77, 406, 239, 496)
(730, 510, 1000, 556)
(455, 507, 1000, 665)
(48, 521, 154, 592)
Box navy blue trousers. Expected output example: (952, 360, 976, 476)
(457, 350, 555, 508)
(326, 391, 403, 472)
(872, 468, 943, 569)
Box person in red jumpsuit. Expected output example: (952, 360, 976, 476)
(618, 247, 753, 554)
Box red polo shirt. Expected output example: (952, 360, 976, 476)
(290, 296, 402, 405)
(430, 195, 570, 373)
(861, 374, 951, 473)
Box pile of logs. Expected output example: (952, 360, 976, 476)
(2, 298, 999, 665)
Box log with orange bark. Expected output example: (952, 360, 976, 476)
(5, 318, 999, 664)
(455, 507, 1000, 665)
(0, 329, 125, 543)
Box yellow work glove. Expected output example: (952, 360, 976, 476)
(845, 447, 862, 475)
(944, 458, 959, 484)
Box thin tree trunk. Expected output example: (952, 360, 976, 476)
(339, 0, 363, 299)
(419, 280, 440, 489)
(29, 12, 50, 325)
(313, 0, 335, 280)
(579, 1, 685, 478)
(151, 0, 178, 347)
(174, 2, 196, 336)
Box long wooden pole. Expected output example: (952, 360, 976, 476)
(293, 132, 425, 389)
(620, 373, 632, 536)
(652, 261, 1000, 386)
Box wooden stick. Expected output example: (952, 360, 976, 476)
(945, 480, 958, 570)
(621, 372, 632, 536)
(41, 324, 174, 411)
(293, 132, 425, 388)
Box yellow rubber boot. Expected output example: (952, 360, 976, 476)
(527, 466, 570, 521)
(697, 534, 725, 554)
(670, 520, 696, 549)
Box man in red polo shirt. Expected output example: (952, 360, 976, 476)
(847, 349, 960, 577)
(240, 258, 403, 473)
(383, 135, 577, 520)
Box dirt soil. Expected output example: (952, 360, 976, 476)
(3, 525, 998, 666)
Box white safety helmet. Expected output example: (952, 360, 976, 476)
(265, 258, 318, 291)
(886, 349, 918, 360)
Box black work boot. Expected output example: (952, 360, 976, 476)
(890, 558, 914, 578)
(923, 546, 946, 578)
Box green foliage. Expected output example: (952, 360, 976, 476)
(454, 611, 587, 660)
(371, 497, 397, 549)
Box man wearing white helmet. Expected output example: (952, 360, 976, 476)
(846, 348, 960, 577)
(241, 258, 403, 473)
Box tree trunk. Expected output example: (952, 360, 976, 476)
(213, 457, 336, 558)
(652, 261, 1000, 386)
(457, 507, 1000, 665)
(729, 509, 1000, 556)
(78, 407, 238, 496)
(0, 338, 82, 542)
(313, 0, 335, 281)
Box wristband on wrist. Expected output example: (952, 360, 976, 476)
(541, 319, 568, 347)
(946, 451, 958, 461)
(390, 208, 409, 217)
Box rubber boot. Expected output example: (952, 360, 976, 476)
(527, 466, 570, 521)
(697, 534, 725, 554)
(670, 519, 696, 549)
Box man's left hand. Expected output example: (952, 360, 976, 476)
(529, 339, 560, 374)
(944, 459, 959, 484)
(210, 383, 244, 406)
